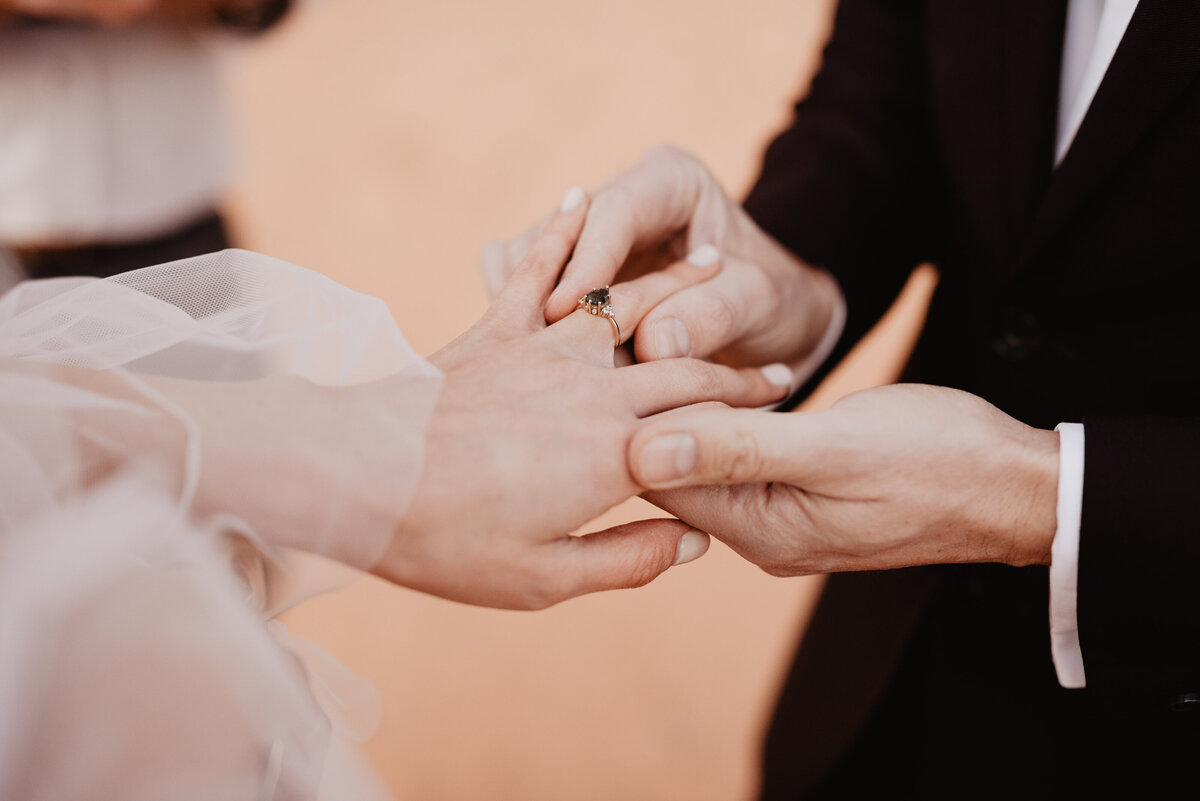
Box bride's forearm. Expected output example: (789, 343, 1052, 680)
(4, 359, 433, 569)
(144, 371, 436, 570)
(180, 373, 431, 569)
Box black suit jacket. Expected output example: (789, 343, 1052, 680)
(742, 1, 1200, 796)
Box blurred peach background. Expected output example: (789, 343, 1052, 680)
(221, 1, 933, 798)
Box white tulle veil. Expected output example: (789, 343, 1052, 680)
(0, 250, 443, 800)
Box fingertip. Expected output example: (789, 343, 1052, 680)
(672, 529, 710, 565)
(685, 244, 720, 268)
(760, 362, 794, 389)
(748, 364, 796, 410)
(631, 404, 789, 487)
(721, 364, 793, 410)
(562, 519, 693, 595)
(755, 363, 796, 408)
(630, 326, 658, 364)
(559, 185, 585, 213)
(629, 300, 692, 362)
(648, 317, 693, 361)
(505, 194, 593, 312)
(630, 431, 697, 490)
(676, 246, 722, 285)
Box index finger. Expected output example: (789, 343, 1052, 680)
(543, 146, 712, 322)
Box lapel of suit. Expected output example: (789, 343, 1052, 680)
(1019, 0, 1200, 266)
(1000, 0, 1067, 256)
(925, 0, 1062, 271)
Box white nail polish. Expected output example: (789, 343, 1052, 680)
(760, 362, 794, 388)
(560, 186, 585, 212)
(673, 529, 710, 566)
(685, 244, 719, 268)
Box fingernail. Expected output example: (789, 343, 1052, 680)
(672, 529, 710, 566)
(638, 433, 696, 487)
(760, 362, 794, 389)
(560, 186, 584, 212)
(685, 244, 719, 268)
(653, 317, 691, 359)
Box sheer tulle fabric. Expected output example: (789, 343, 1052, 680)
(0, 250, 443, 800)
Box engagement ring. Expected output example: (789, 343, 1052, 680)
(576, 287, 621, 347)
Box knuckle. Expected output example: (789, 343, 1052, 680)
(506, 232, 533, 265)
(642, 142, 684, 165)
(642, 143, 698, 171)
(479, 239, 504, 265)
(590, 188, 628, 225)
(517, 567, 569, 610)
(534, 228, 573, 260)
(625, 543, 670, 589)
(692, 362, 724, 399)
(707, 292, 739, 339)
(616, 281, 645, 313)
(578, 212, 630, 267)
(518, 239, 572, 283)
(713, 428, 764, 483)
(601, 185, 642, 235)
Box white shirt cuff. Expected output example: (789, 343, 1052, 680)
(1050, 422, 1086, 689)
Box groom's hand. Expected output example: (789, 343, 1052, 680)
(626, 384, 1061, 575)
(377, 188, 794, 610)
(482, 146, 843, 385)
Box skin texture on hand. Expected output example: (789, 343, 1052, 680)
(482, 145, 844, 381)
(2, 191, 792, 612)
(376, 190, 795, 609)
(627, 384, 1061, 576)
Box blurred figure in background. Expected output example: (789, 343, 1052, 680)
(0, 0, 291, 285)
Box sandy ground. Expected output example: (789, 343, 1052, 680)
(222, 2, 934, 798)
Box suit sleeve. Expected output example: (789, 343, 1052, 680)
(1076, 416, 1200, 703)
(743, 0, 944, 400)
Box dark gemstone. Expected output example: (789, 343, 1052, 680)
(585, 288, 610, 306)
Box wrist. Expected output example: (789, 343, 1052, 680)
(188, 375, 416, 568)
(997, 425, 1060, 566)
(796, 265, 842, 357)
(738, 210, 843, 366)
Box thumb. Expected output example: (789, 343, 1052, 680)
(629, 406, 810, 489)
(545, 519, 710, 601)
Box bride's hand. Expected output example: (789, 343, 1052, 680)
(375, 189, 794, 609)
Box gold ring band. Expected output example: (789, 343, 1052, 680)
(576, 287, 621, 348)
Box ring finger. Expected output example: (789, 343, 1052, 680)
(552, 247, 722, 362)
(618, 358, 794, 417)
